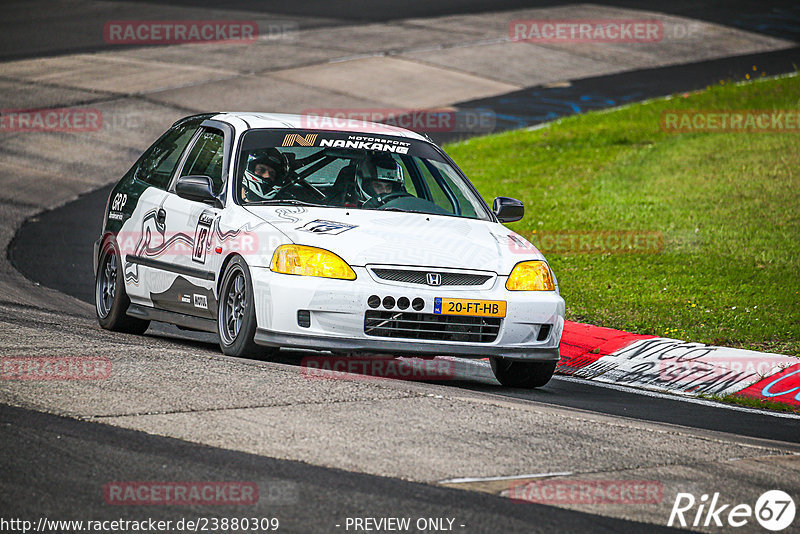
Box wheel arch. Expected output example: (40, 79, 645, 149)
(94, 232, 119, 275)
(216, 252, 244, 298)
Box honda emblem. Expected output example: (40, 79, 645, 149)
(426, 273, 442, 286)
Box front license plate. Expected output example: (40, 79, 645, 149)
(433, 297, 506, 318)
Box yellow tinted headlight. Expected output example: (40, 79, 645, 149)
(270, 245, 356, 280)
(506, 261, 555, 291)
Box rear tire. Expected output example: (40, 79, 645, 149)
(217, 256, 276, 359)
(490, 357, 557, 388)
(95, 238, 150, 334)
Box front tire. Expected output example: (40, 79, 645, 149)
(490, 357, 557, 388)
(95, 238, 150, 334)
(217, 256, 275, 358)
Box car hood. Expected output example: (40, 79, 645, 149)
(243, 206, 544, 274)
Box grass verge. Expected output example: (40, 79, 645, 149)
(446, 73, 800, 358)
(702, 393, 800, 414)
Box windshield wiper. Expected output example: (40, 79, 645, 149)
(379, 207, 413, 213)
(247, 199, 324, 207)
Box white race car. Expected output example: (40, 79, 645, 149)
(94, 113, 564, 387)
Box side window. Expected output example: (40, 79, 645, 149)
(135, 122, 198, 189)
(180, 128, 226, 194)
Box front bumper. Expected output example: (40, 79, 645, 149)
(254, 329, 560, 360)
(250, 266, 564, 361)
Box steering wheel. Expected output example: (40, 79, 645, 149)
(272, 172, 326, 201)
(365, 191, 413, 209)
(297, 178, 326, 200)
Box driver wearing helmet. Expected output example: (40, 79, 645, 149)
(357, 155, 406, 207)
(241, 149, 289, 202)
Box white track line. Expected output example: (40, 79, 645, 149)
(439, 471, 573, 485)
(447, 356, 800, 419)
(553, 375, 800, 420)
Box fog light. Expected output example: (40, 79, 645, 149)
(537, 324, 551, 341)
(297, 310, 311, 328)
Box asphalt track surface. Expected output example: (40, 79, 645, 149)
(5, 386, 792, 534)
(2, 0, 799, 61)
(1, 404, 688, 534)
(9, 0, 800, 443)
(10, 180, 800, 445)
(4, 1, 800, 531)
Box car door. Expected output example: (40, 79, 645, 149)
(121, 118, 204, 304)
(150, 123, 230, 319)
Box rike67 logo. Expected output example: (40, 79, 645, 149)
(668, 490, 796, 531)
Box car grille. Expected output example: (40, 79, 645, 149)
(370, 268, 491, 286)
(364, 310, 501, 343)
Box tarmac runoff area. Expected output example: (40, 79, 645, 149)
(1, 4, 799, 530)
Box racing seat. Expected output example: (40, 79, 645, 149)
(327, 163, 358, 206)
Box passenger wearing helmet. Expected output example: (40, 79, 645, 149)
(241, 149, 289, 202)
(357, 155, 406, 208)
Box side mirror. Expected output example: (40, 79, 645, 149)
(175, 175, 221, 207)
(493, 196, 524, 223)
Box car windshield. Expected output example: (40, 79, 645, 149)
(235, 129, 491, 220)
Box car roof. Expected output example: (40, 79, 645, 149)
(209, 112, 430, 142)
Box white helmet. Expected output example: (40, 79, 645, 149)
(356, 156, 405, 201)
(242, 169, 272, 200)
(241, 149, 289, 201)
